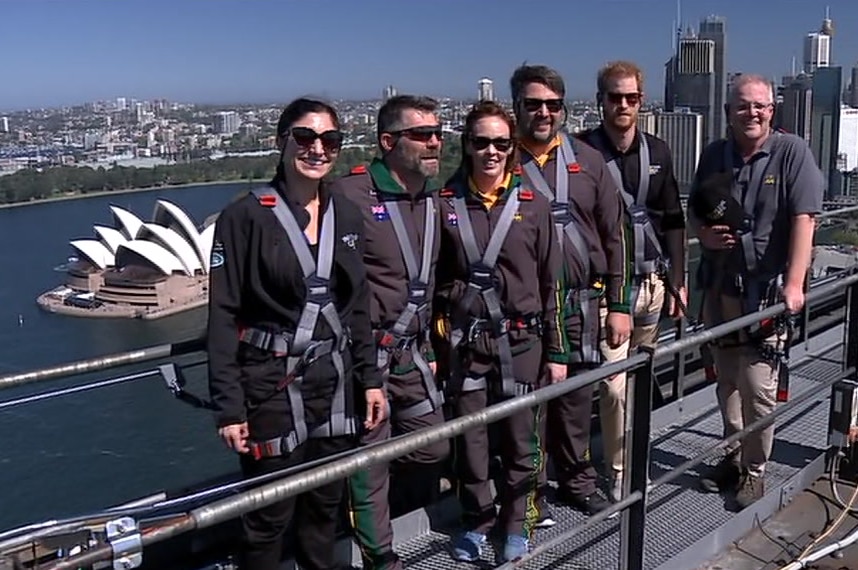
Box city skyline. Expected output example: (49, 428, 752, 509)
(2, 0, 857, 112)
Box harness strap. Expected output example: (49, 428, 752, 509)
(449, 186, 522, 397)
(722, 133, 781, 277)
(246, 188, 355, 457)
(378, 195, 443, 415)
(585, 130, 664, 278)
(522, 136, 600, 365)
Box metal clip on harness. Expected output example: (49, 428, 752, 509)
(105, 517, 141, 570)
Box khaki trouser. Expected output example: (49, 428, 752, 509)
(703, 292, 784, 477)
(599, 273, 665, 478)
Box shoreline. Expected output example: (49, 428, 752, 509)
(0, 179, 250, 210)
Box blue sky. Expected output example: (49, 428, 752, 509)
(1, 0, 856, 111)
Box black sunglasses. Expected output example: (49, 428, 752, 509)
(388, 126, 443, 143)
(290, 126, 344, 151)
(606, 92, 642, 106)
(469, 136, 513, 152)
(522, 98, 564, 113)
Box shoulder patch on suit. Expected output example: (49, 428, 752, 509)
(512, 165, 522, 175)
(350, 164, 368, 175)
(439, 187, 457, 198)
(519, 189, 534, 201)
(258, 194, 277, 207)
(567, 162, 581, 174)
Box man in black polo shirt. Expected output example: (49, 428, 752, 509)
(579, 60, 687, 503)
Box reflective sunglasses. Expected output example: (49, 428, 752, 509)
(469, 136, 513, 152)
(606, 92, 642, 106)
(389, 126, 443, 143)
(290, 126, 344, 151)
(522, 98, 564, 113)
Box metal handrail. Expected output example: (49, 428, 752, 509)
(34, 270, 858, 570)
(3, 204, 856, 395)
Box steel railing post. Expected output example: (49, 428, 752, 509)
(619, 349, 655, 570)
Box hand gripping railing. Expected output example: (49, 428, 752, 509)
(30, 268, 858, 570)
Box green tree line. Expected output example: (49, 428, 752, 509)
(0, 137, 464, 205)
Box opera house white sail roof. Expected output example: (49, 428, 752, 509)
(69, 199, 215, 277)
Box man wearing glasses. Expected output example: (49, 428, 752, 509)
(509, 64, 630, 517)
(690, 74, 822, 508)
(331, 95, 448, 570)
(578, 61, 686, 503)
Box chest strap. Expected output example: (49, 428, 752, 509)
(244, 188, 355, 458)
(522, 135, 600, 365)
(449, 185, 522, 397)
(376, 196, 444, 420)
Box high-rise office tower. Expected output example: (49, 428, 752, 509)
(666, 29, 716, 145)
(656, 109, 704, 193)
(0, 117, 8, 134)
(698, 15, 727, 140)
(810, 66, 842, 198)
(637, 111, 657, 135)
(849, 63, 858, 108)
(478, 78, 494, 102)
(779, 73, 814, 142)
(803, 11, 833, 73)
(382, 85, 397, 102)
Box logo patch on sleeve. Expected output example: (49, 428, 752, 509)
(341, 233, 359, 249)
(210, 240, 225, 268)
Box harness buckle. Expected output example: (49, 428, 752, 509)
(305, 274, 331, 304)
(469, 264, 495, 291)
(551, 204, 572, 226)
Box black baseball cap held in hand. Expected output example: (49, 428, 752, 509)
(690, 171, 746, 232)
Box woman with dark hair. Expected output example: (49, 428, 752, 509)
(434, 101, 566, 563)
(207, 97, 387, 569)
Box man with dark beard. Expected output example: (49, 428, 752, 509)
(510, 64, 629, 517)
(578, 61, 686, 503)
(331, 95, 449, 570)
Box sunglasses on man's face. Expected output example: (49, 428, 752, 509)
(290, 126, 344, 152)
(389, 126, 443, 143)
(522, 98, 564, 113)
(469, 136, 513, 152)
(605, 92, 642, 106)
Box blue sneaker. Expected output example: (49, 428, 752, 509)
(451, 530, 486, 562)
(502, 535, 529, 562)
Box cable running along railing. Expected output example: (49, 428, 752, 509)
(2, 266, 855, 570)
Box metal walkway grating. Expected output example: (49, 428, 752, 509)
(389, 344, 844, 570)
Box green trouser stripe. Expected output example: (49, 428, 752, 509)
(522, 403, 545, 539)
(348, 469, 383, 558)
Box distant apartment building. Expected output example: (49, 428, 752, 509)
(478, 78, 494, 102)
(850, 64, 858, 108)
(0, 117, 9, 133)
(214, 111, 240, 135)
(839, 107, 858, 171)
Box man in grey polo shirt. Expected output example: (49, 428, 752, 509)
(689, 73, 823, 508)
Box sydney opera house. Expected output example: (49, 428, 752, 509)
(37, 199, 216, 319)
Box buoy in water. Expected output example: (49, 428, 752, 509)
(17, 314, 23, 326)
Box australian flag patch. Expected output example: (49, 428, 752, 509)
(446, 212, 458, 226)
(371, 204, 389, 221)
